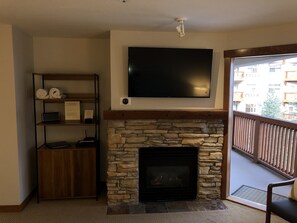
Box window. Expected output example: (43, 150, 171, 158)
(246, 73, 258, 78)
(269, 63, 281, 72)
(233, 55, 297, 120)
(245, 84, 258, 97)
(268, 85, 281, 93)
(245, 93, 259, 97)
(245, 104, 256, 113)
(248, 66, 257, 73)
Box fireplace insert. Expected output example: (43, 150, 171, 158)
(139, 147, 198, 202)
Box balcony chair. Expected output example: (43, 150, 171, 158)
(266, 179, 297, 223)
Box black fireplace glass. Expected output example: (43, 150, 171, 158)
(139, 147, 198, 202)
(147, 166, 189, 188)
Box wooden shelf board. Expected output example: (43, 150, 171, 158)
(36, 121, 97, 126)
(38, 144, 96, 151)
(33, 73, 98, 80)
(35, 93, 98, 102)
(35, 98, 96, 103)
(103, 109, 228, 120)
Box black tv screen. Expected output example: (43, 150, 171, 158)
(128, 47, 213, 98)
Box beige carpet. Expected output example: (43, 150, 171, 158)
(0, 195, 287, 223)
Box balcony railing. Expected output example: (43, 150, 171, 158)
(233, 92, 244, 102)
(234, 71, 245, 81)
(283, 92, 297, 103)
(285, 71, 297, 82)
(233, 111, 297, 178)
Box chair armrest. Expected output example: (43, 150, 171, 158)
(267, 179, 295, 209)
(268, 179, 295, 190)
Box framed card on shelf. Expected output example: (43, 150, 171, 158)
(65, 101, 80, 121)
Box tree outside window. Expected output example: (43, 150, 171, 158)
(261, 89, 281, 118)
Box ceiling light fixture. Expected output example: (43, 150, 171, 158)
(175, 18, 186, 37)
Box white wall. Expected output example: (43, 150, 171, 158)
(110, 30, 228, 110)
(0, 24, 20, 205)
(12, 27, 35, 203)
(226, 22, 297, 50)
(33, 37, 110, 180)
(0, 24, 30, 205)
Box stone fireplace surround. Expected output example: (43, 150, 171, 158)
(104, 110, 228, 206)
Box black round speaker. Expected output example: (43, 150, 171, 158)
(122, 98, 129, 105)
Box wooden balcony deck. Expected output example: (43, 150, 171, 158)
(230, 149, 291, 198)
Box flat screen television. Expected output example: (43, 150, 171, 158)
(128, 47, 213, 98)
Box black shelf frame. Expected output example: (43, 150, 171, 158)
(32, 73, 100, 202)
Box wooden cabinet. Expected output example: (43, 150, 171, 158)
(38, 147, 96, 199)
(33, 73, 99, 201)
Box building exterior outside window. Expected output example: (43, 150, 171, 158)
(233, 56, 297, 122)
(245, 104, 256, 113)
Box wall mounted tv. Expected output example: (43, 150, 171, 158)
(128, 47, 213, 98)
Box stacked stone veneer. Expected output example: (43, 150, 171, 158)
(107, 119, 224, 205)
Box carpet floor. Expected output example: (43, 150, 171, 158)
(0, 194, 288, 223)
(232, 185, 287, 205)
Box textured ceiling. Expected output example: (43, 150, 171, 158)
(1, 0, 297, 38)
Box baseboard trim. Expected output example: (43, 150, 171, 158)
(0, 188, 36, 212)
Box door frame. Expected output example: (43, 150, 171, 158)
(222, 43, 297, 200)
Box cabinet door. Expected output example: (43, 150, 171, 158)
(38, 148, 96, 199)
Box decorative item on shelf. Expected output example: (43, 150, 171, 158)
(45, 141, 71, 149)
(49, 87, 66, 99)
(36, 88, 49, 99)
(84, 109, 94, 123)
(65, 101, 81, 121)
(41, 112, 60, 122)
(36, 88, 66, 99)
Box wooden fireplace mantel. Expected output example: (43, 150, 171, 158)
(103, 109, 228, 120)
